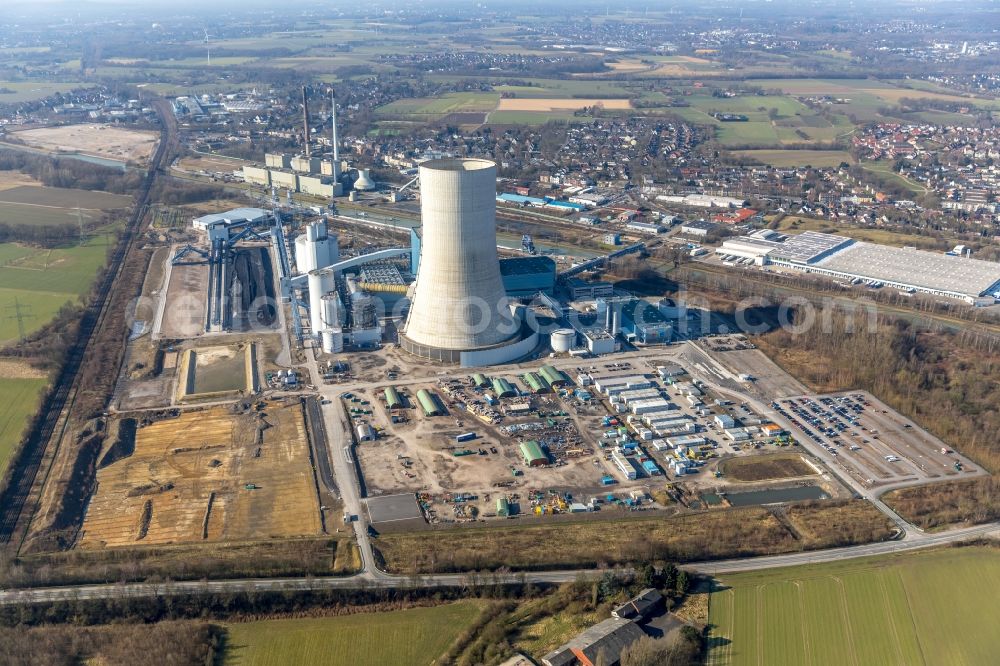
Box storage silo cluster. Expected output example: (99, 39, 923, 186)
(400, 158, 529, 365)
(294, 220, 339, 274)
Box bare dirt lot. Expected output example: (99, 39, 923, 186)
(496, 98, 632, 112)
(719, 453, 817, 482)
(158, 257, 208, 339)
(174, 154, 248, 175)
(14, 124, 159, 164)
(78, 400, 322, 548)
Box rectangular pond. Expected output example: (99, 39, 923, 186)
(722, 485, 829, 507)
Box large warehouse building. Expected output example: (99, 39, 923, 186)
(718, 230, 1000, 305)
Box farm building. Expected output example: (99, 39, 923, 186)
(520, 440, 549, 466)
(416, 389, 442, 417)
(542, 617, 646, 666)
(612, 588, 664, 621)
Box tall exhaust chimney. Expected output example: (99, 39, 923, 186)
(302, 85, 311, 157)
(331, 88, 339, 165)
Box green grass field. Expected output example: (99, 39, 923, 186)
(0, 378, 47, 475)
(487, 110, 583, 125)
(707, 546, 1000, 666)
(732, 149, 854, 168)
(376, 92, 500, 119)
(223, 602, 484, 665)
(0, 185, 131, 227)
(0, 81, 87, 103)
(0, 228, 116, 342)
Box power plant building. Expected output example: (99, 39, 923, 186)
(401, 159, 536, 365)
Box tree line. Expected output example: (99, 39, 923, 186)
(0, 150, 144, 194)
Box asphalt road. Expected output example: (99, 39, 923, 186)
(2, 521, 996, 606)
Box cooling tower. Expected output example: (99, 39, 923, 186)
(401, 158, 520, 363)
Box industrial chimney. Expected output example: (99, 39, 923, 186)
(400, 159, 520, 363)
(301, 86, 311, 157)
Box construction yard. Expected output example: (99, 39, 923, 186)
(350, 353, 862, 527)
(78, 400, 323, 548)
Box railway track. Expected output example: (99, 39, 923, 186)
(0, 100, 176, 544)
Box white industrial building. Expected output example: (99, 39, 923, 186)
(192, 207, 271, 242)
(719, 230, 1000, 305)
(595, 376, 654, 395)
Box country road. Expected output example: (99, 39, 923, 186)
(1, 520, 996, 606)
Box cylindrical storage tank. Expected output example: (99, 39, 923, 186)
(308, 269, 335, 337)
(321, 293, 342, 329)
(550, 328, 575, 353)
(321, 329, 336, 353)
(328, 327, 344, 352)
(295, 234, 315, 274)
(401, 159, 517, 356)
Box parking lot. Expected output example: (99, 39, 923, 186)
(774, 391, 984, 490)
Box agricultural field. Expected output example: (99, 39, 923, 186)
(487, 111, 583, 125)
(0, 227, 118, 343)
(78, 401, 322, 548)
(729, 149, 854, 168)
(223, 601, 485, 666)
(0, 375, 48, 476)
(0, 81, 87, 103)
(707, 546, 1000, 666)
(375, 92, 500, 120)
(496, 98, 631, 112)
(666, 92, 851, 146)
(719, 454, 817, 482)
(13, 124, 159, 164)
(0, 175, 132, 227)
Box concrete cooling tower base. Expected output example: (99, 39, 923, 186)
(400, 326, 539, 367)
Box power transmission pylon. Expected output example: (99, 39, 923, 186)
(4, 297, 35, 343)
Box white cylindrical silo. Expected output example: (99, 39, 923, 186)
(321, 327, 344, 353)
(294, 234, 314, 274)
(308, 269, 335, 337)
(400, 159, 517, 359)
(321, 293, 342, 329)
(611, 310, 621, 336)
(550, 328, 575, 353)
